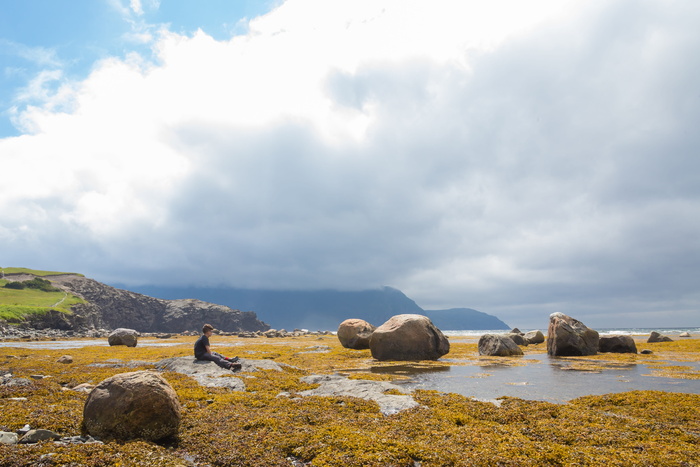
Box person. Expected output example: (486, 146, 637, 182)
(194, 324, 241, 371)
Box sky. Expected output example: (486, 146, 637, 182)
(1, 0, 699, 329)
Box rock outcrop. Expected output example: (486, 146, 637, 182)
(369, 314, 449, 361)
(46, 275, 270, 333)
(337, 319, 376, 350)
(478, 334, 524, 356)
(546, 312, 599, 356)
(647, 331, 674, 343)
(598, 335, 637, 353)
(297, 375, 419, 415)
(82, 371, 181, 442)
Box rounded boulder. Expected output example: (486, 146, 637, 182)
(369, 314, 450, 361)
(337, 319, 376, 349)
(82, 371, 181, 442)
(108, 328, 139, 347)
(478, 334, 524, 356)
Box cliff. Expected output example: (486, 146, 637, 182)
(6, 273, 269, 333)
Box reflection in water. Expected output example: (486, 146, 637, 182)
(400, 354, 700, 403)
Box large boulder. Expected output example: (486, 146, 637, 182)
(478, 334, 524, 356)
(82, 371, 181, 442)
(108, 328, 139, 347)
(369, 314, 449, 361)
(647, 331, 673, 343)
(505, 332, 527, 346)
(598, 335, 637, 354)
(524, 330, 545, 345)
(337, 319, 376, 350)
(546, 313, 599, 356)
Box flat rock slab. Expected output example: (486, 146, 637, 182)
(298, 374, 419, 415)
(155, 357, 287, 390)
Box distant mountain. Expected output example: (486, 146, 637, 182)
(126, 285, 508, 331)
(423, 308, 509, 330)
(127, 285, 423, 331)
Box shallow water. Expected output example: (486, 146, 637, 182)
(393, 354, 700, 403)
(0, 339, 188, 349)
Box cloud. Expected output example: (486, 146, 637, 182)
(1, 0, 699, 328)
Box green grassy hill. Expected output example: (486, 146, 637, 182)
(0, 267, 85, 323)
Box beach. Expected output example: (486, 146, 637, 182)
(0, 332, 698, 466)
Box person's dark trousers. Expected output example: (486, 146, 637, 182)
(197, 352, 230, 369)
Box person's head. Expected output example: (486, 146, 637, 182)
(202, 324, 214, 335)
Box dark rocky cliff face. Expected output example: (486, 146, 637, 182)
(49, 275, 269, 333)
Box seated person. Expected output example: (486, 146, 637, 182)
(194, 323, 241, 370)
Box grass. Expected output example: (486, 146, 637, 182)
(1, 267, 83, 277)
(0, 335, 698, 466)
(0, 275, 85, 322)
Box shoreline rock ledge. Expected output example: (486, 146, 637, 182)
(547, 312, 599, 356)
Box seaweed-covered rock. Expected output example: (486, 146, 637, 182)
(647, 331, 673, 343)
(369, 314, 449, 361)
(524, 330, 545, 344)
(599, 335, 637, 354)
(337, 319, 376, 349)
(82, 371, 180, 442)
(108, 328, 139, 347)
(546, 313, 599, 356)
(478, 334, 524, 356)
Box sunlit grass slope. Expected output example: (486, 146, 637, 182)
(0, 267, 85, 322)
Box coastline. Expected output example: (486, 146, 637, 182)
(0, 332, 698, 465)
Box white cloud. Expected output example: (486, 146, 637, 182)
(1, 0, 699, 328)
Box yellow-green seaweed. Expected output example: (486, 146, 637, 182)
(0, 335, 697, 466)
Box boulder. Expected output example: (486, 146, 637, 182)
(0, 432, 18, 445)
(546, 313, 599, 356)
(337, 319, 376, 350)
(82, 371, 180, 442)
(524, 330, 545, 345)
(108, 328, 139, 347)
(18, 429, 61, 444)
(647, 331, 673, 343)
(369, 314, 450, 361)
(478, 334, 524, 356)
(598, 335, 637, 354)
(505, 332, 527, 346)
(679, 332, 691, 338)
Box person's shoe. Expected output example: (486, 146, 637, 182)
(227, 356, 240, 363)
(229, 363, 242, 371)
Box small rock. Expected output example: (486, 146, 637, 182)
(679, 332, 691, 338)
(57, 355, 73, 364)
(640, 349, 653, 355)
(647, 331, 673, 343)
(30, 375, 46, 380)
(0, 432, 18, 445)
(19, 429, 62, 444)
